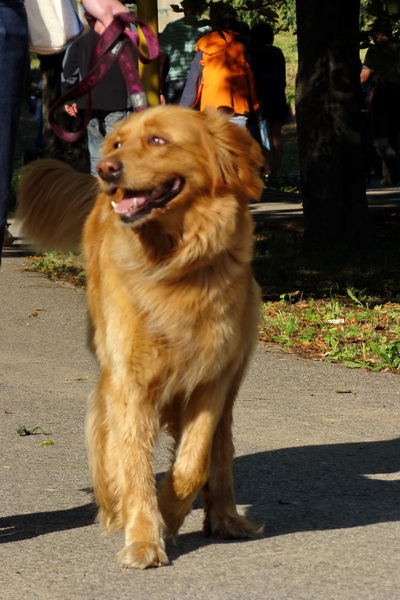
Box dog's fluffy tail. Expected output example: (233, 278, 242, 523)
(17, 158, 98, 252)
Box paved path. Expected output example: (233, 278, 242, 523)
(249, 178, 400, 222)
(1, 197, 400, 599)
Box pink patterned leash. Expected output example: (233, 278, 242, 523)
(48, 12, 159, 142)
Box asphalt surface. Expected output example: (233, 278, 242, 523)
(1, 190, 400, 600)
(249, 177, 400, 223)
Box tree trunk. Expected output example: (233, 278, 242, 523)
(295, 0, 372, 251)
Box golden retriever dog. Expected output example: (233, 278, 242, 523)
(17, 105, 264, 569)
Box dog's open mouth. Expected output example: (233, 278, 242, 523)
(111, 177, 185, 224)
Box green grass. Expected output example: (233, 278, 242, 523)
(254, 213, 400, 372)
(274, 31, 298, 109)
(260, 292, 400, 372)
(27, 251, 86, 287)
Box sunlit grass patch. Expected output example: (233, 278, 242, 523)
(260, 291, 400, 372)
(27, 251, 86, 287)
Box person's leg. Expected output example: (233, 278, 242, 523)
(269, 121, 283, 177)
(104, 110, 127, 135)
(0, 0, 28, 255)
(372, 88, 400, 185)
(166, 80, 186, 105)
(87, 117, 103, 175)
(88, 112, 127, 175)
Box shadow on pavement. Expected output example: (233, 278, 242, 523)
(2, 438, 399, 563)
(174, 436, 400, 559)
(237, 436, 400, 535)
(0, 502, 97, 543)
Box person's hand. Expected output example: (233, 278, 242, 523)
(81, 0, 130, 34)
(65, 103, 78, 117)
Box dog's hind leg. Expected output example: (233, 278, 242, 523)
(157, 381, 228, 539)
(88, 372, 168, 569)
(201, 364, 263, 539)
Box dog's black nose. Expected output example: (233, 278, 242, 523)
(96, 159, 123, 183)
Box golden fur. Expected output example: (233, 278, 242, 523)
(17, 106, 264, 569)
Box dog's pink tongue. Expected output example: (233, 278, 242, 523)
(113, 194, 147, 214)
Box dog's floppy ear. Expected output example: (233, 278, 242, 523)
(203, 110, 264, 201)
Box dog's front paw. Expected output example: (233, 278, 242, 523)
(118, 542, 169, 569)
(204, 512, 263, 539)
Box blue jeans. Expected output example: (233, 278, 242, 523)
(87, 111, 128, 175)
(0, 0, 28, 255)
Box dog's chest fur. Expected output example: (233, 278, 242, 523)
(84, 201, 258, 402)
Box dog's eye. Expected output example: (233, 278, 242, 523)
(113, 141, 122, 149)
(148, 136, 168, 146)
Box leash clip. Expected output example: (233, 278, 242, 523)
(109, 37, 126, 57)
(130, 92, 148, 109)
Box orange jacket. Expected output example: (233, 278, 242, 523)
(194, 30, 259, 114)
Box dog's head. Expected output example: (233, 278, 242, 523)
(96, 106, 263, 228)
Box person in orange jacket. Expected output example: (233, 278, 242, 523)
(180, 4, 259, 128)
